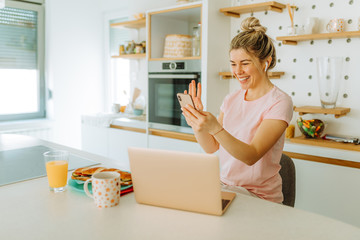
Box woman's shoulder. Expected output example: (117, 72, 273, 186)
(271, 86, 292, 103)
(224, 88, 244, 102)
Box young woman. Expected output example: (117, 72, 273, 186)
(181, 17, 293, 203)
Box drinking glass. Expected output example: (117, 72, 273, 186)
(44, 150, 69, 192)
(316, 57, 343, 109)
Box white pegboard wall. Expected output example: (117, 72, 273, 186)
(227, 0, 360, 137)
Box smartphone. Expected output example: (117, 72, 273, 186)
(177, 93, 196, 110)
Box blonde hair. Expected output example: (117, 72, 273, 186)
(230, 17, 276, 70)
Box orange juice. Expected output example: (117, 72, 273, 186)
(45, 160, 68, 188)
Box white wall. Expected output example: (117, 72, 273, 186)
(45, 0, 178, 149)
(224, 0, 360, 227)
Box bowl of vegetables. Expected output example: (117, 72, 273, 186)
(296, 117, 325, 138)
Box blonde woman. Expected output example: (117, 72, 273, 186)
(182, 17, 293, 203)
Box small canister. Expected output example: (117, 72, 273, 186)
(119, 45, 125, 55)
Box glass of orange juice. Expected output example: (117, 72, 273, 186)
(43, 150, 69, 192)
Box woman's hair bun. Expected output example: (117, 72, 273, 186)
(240, 17, 267, 33)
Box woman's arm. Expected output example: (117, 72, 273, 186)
(191, 112, 224, 153)
(213, 119, 287, 165)
(182, 105, 288, 166)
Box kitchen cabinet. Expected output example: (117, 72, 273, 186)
(148, 3, 202, 61)
(81, 124, 108, 157)
(108, 127, 147, 171)
(146, 1, 232, 115)
(292, 157, 360, 227)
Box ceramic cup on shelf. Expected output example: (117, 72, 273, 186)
(84, 172, 121, 208)
(304, 17, 319, 34)
(326, 18, 345, 33)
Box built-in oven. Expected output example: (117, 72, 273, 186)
(148, 60, 201, 133)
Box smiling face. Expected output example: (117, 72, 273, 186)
(230, 48, 266, 91)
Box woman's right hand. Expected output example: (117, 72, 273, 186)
(184, 80, 203, 111)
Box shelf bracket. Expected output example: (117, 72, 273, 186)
(282, 40, 298, 45)
(224, 12, 240, 18)
(268, 6, 283, 13)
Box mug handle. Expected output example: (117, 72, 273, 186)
(326, 23, 330, 32)
(83, 179, 93, 198)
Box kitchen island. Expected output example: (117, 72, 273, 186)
(1, 134, 360, 239)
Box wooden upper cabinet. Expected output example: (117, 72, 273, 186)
(148, 3, 202, 61)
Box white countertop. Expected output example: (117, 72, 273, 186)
(111, 117, 147, 129)
(1, 134, 360, 240)
(82, 112, 146, 128)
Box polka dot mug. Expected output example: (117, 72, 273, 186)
(326, 18, 345, 33)
(84, 171, 121, 208)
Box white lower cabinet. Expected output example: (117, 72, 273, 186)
(148, 135, 203, 153)
(107, 128, 147, 171)
(293, 158, 360, 227)
(81, 124, 108, 157)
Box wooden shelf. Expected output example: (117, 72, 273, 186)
(148, 56, 201, 61)
(289, 136, 360, 152)
(111, 53, 146, 59)
(110, 18, 146, 29)
(294, 106, 350, 118)
(219, 71, 284, 80)
(276, 31, 360, 45)
(219, 1, 286, 18)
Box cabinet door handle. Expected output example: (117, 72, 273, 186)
(148, 74, 198, 79)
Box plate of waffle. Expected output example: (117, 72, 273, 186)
(68, 167, 133, 195)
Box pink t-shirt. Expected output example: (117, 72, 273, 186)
(219, 86, 293, 203)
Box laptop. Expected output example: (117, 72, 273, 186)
(128, 147, 236, 216)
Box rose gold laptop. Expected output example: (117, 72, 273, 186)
(128, 147, 236, 216)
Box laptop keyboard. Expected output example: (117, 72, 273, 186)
(222, 199, 230, 210)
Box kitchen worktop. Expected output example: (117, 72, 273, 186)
(111, 116, 146, 129)
(1, 134, 360, 240)
(82, 113, 146, 128)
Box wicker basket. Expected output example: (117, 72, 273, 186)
(163, 34, 192, 58)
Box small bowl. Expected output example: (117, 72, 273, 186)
(297, 117, 325, 138)
(133, 109, 143, 116)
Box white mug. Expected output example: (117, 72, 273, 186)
(84, 172, 121, 208)
(111, 103, 120, 113)
(326, 18, 345, 33)
(304, 17, 319, 34)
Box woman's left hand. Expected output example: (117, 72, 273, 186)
(181, 104, 222, 135)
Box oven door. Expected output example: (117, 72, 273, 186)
(148, 73, 200, 129)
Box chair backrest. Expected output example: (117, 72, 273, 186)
(279, 154, 296, 207)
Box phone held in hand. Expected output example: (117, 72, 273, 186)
(177, 93, 196, 110)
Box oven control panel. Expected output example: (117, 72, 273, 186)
(162, 62, 185, 70)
